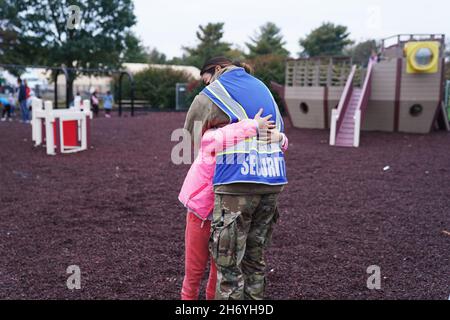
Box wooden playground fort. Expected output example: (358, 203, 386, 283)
(276, 34, 448, 147)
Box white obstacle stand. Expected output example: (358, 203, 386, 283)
(32, 98, 93, 156)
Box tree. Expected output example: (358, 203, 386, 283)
(122, 34, 167, 64)
(0, 29, 28, 76)
(123, 32, 149, 63)
(246, 22, 289, 59)
(247, 54, 286, 86)
(183, 22, 232, 68)
(345, 39, 379, 66)
(299, 22, 353, 57)
(0, 0, 136, 102)
(147, 48, 167, 64)
(226, 47, 247, 62)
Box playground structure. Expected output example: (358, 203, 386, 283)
(275, 34, 448, 147)
(446, 80, 450, 119)
(31, 98, 92, 156)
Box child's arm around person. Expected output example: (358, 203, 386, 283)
(268, 128, 289, 152)
(201, 109, 275, 156)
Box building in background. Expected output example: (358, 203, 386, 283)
(1, 63, 200, 102)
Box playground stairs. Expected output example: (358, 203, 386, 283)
(335, 89, 362, 147)
(330, 59, 375, 148)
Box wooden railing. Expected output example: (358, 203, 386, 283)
(286, 57, 353, 87)
(381, 34, 446, 57)
(382, 34, 445, 48)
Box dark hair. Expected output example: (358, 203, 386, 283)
(200, 56, 232, 76)
(17, 78, 22, 84)
(200, 56, 253, 76)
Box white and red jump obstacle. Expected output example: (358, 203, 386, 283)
(31, 98, 93, 156)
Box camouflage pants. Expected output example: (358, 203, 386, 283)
(209, 193, 279, 300)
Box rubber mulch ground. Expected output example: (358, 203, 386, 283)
(0, 112, 448, 300)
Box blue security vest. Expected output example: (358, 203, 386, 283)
(201, 68, 288, 186)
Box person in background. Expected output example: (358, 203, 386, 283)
(8, 93, 16, 119)
(24, 79, 31, 100)
(103, 91, 114, 118)
(77, 92, 83, 106)
(72, 91, 83, 108)
(17, 78, 29, 123)
(91, 90, 99, 117)
(0, 96, 12, 122)
(370, 50, 379, 64)
(24, 79, 33, 114)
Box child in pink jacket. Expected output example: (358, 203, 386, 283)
(178, 109, 288, 300)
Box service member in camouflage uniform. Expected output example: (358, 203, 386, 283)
(210, 193, 282, 300)
(184, 57, 288, 300)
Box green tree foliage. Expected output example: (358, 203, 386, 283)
(243, 22, 289, 112)
(299, 22, 353, 57)
(345, 39, 379, 66)
(147, 48, 167, 64)
(123, 32, 149, 63)
(166, 55, 188, 66)
(0, 28, 27, 76)
(120, 67, 193, 109)
(122, 33, 167, 64)
(247, 54, 286, 86)
(226, 47, 247, 62)
(246, 22, 289, 59)
(0, 0, 136, 101)
(183, 22, 232, 68)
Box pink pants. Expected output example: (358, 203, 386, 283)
(181, 212, 217, 300)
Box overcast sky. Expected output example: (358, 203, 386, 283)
(133, 0, 449, 59)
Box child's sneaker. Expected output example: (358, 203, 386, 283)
(8, 118, 13, 122)
(1, 117, 6, 122)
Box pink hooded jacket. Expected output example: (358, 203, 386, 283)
(178, 119, 288, 221)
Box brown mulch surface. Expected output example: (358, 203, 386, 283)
(0, 112, 448, 300)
